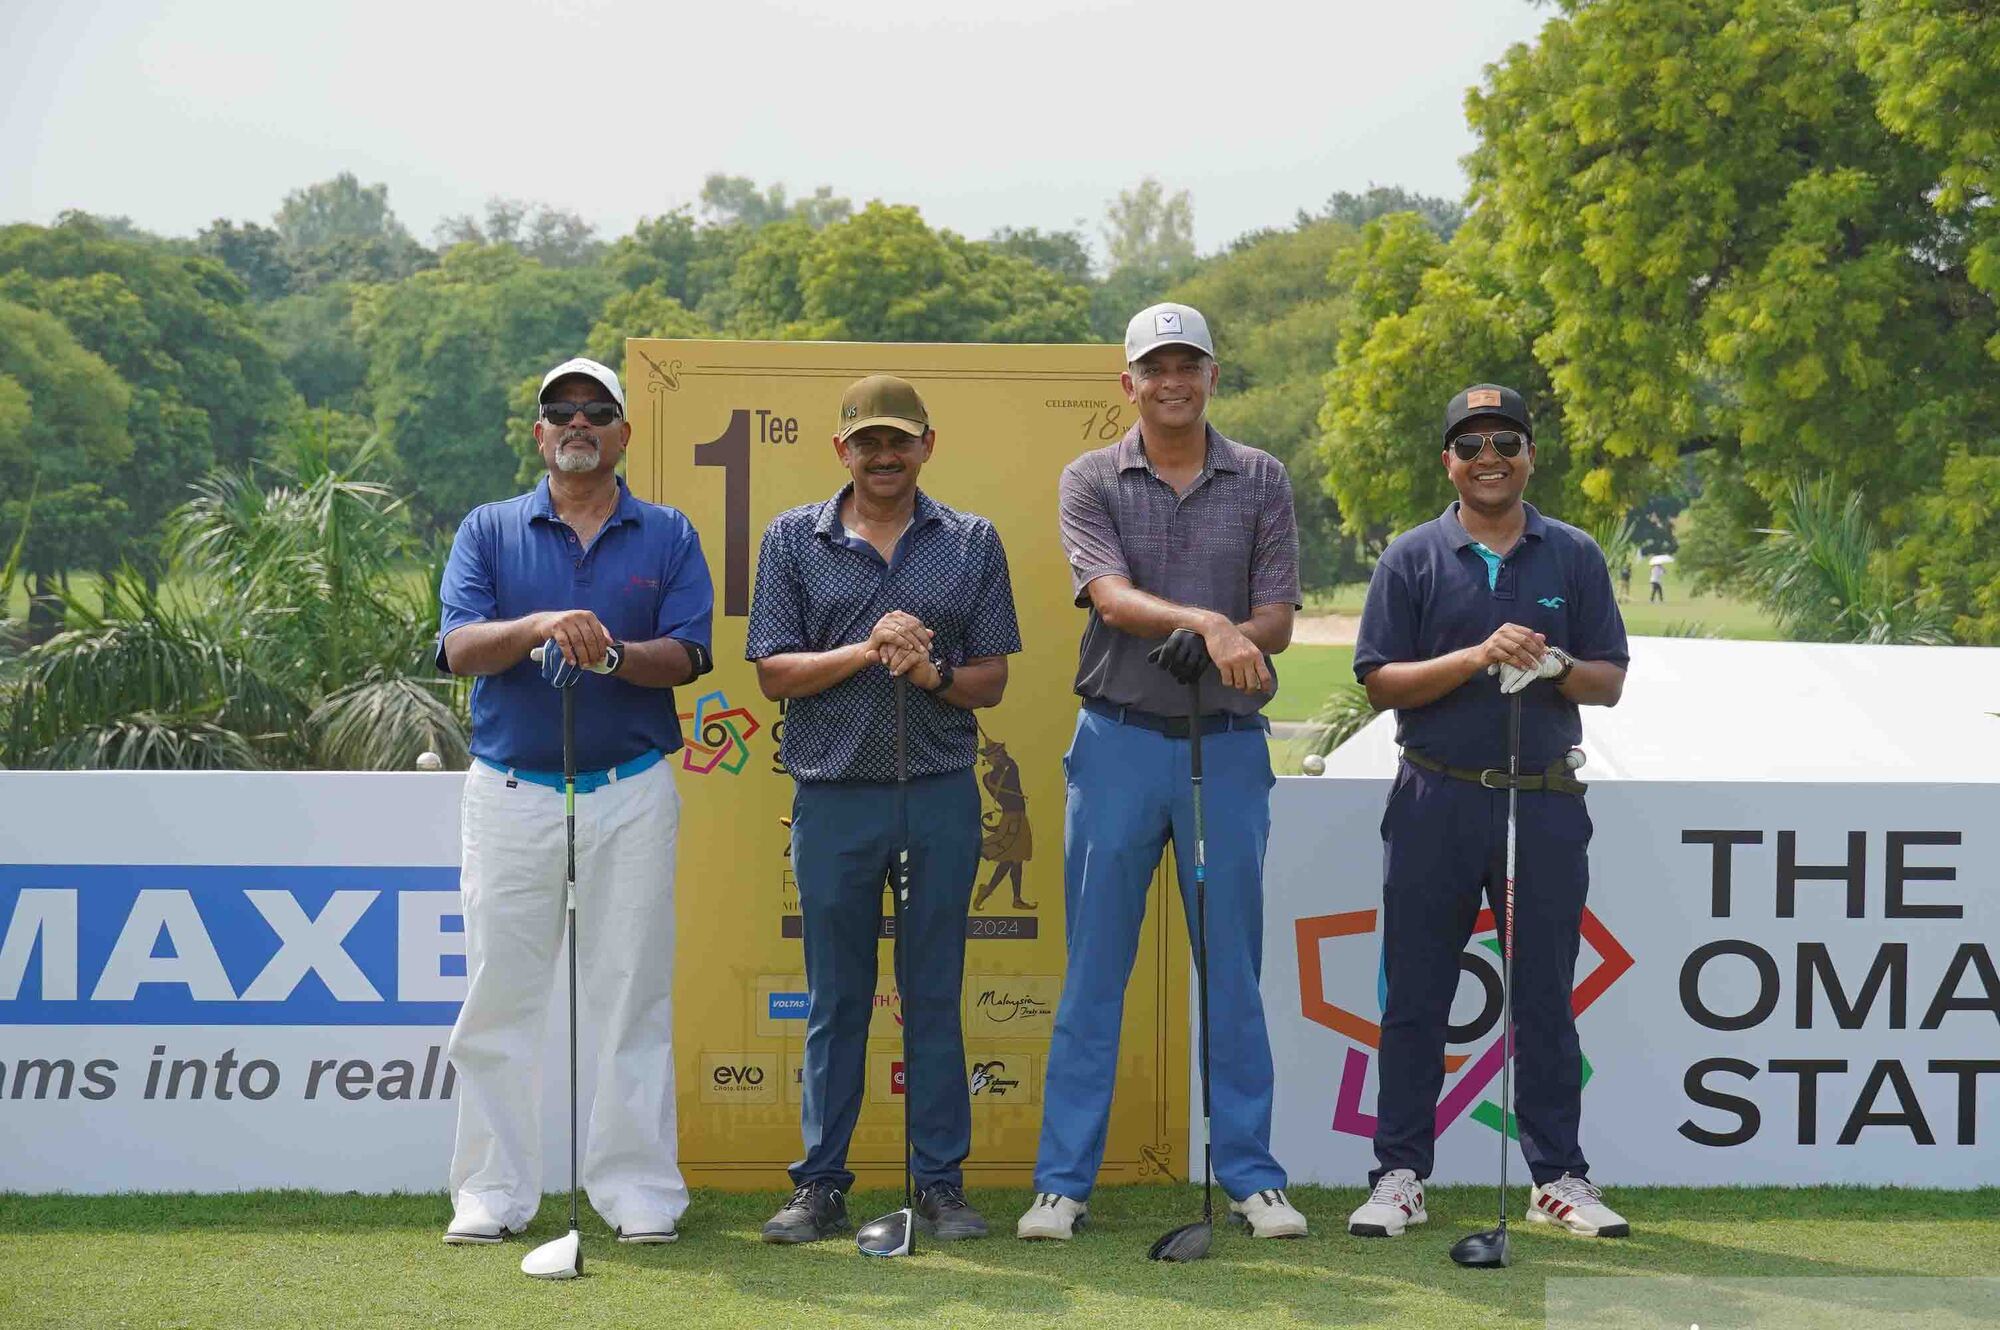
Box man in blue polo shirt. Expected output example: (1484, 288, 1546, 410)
(435, 356, 714, 1247)
(1346, 383, 1631, 1241)
(747, 375, 1021, 1244)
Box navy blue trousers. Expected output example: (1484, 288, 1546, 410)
(1371, 761, 1593, 1186)
(788, 770, 981, 1191)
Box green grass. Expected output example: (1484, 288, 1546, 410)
(1270, 643, 1355, 723)
(1, 1185, 1992, 1329)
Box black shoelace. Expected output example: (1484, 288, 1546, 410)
(924, 1182, 968, 1211)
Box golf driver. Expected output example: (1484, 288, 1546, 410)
(1150, 674, 1215, 1263)
(521, 647, 592, 1281)
(1450, 680, 1525, 1271)
(857, 676, 917, 1258)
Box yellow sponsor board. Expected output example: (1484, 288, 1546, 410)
(628, 339, 1190, 1190)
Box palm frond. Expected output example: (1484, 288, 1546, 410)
(1745, 479, 1955, 646)
(38, 714, 267, 770)
(308, 674, 470, 771)
(1300, 681, 1382, 757)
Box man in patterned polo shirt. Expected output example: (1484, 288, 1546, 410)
(1018, 303, 1308, 1242)
(746, 374, 1022, 1245)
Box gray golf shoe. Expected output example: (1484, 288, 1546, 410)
(915, 1181, 989, 1240)
(761, 1181, 849, 1244)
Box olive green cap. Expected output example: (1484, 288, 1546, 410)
(836, 374, 929, 441)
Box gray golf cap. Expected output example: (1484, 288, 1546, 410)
(1124, 302, 1215, 363)
(539, 356, 626, 412)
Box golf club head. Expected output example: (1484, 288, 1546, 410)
(1449, 1226, 1511, 1269)
(856, 1208, 916, 1258)
(1147, 1219, 1214, 1263)
(520, 1227, 582, 1279)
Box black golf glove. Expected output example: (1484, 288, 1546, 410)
(1147, 628, 1211, 685)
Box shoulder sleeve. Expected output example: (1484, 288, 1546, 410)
(744, 517, 806, 661)
(435, 511, 497, 674)
(1057, 458, 1129, 607)
(1564, 531, 1630, 668)
(654, 514, 715, 651)
(960, 521, 1024, 659)
(1352, 545, 1417, 681)
(1250, 460, 1302, 610)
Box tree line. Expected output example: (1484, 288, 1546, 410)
(2, 1, 1994, 761)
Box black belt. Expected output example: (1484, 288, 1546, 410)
(1083, 697, 1270, 738)
(1402, 747, 1587, 795)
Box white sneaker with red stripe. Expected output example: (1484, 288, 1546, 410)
(1528, 1174, 1630, 1237)
(1347, 1169, 1427, 1237)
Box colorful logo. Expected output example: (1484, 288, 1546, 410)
(1295, 905, 1631, 1140)
(677, 690, 761, 775)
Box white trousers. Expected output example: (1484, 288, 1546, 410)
(447, 757, 686, 1233)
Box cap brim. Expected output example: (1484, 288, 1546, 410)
(1126, 337, 1213, 363)
(837, 415, 928, 441)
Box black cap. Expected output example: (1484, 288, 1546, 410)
(1443, 384, 1531, 443)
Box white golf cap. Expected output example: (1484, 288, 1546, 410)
(1124, 302, 1214, 363)
(539, 356, 625, 412)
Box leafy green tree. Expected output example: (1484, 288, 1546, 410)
(699, 176, 852, 230)
(985, 226, 1095, 285)
(259, 284, 370, 413)
(1102, 177, 1196, 278)
(1312, 185, 1465, 240)
(0, 299, 133, 633)
(1887, 447, 2000, 645)
(196, 219, 294, 300)
(3, 432, 467, 770)
(274, 172, 415, 251)
(352, 244, 613, 528)
(435, 200, 606, 269)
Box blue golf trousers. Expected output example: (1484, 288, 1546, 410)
(788, 769, 981, 1192)
(1034, 708, 1287, 1202)
(1371, 761, 1593, 1186)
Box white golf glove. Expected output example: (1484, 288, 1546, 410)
(1498, 645, 1574, 694)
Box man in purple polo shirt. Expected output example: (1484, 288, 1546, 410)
(1345, 383, 1631, 1241)
(434, 356, 714, 1247)
(1018, 303, 1308, 1242)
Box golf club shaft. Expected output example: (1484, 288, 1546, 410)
(893, 675, 911, 1212)
(1500, 690, 1520, 1230)
(1187, 679, 1212, 1222)
(563, 686, 578, 1234)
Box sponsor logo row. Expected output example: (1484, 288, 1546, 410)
(699, 1051, 1038, 1107)
(754, 974, 1060, 1041)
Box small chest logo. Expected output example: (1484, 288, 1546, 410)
(1537, 596, 1565, 609)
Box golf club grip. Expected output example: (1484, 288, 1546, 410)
(527, 645, 614, 673)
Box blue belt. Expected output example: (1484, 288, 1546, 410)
(478, 748, 663, 794)
(1082, 697, 1270, 737)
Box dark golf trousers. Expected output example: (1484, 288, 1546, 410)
(1370, 760, 1593, 1187)
(789, 769, 981, 1192)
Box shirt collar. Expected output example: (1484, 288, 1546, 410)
(529, 475, 641, 526)
(813, 483, 944, 538)
(1116, 422, 1241, 476)
(1439, 500, 1547, 551)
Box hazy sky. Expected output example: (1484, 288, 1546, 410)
(2, 0, 1552, 257)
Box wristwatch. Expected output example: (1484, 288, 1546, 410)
(603, 640, 626, 675)
(924, 651, 955, 695)
(1548, 645, 1575, 684)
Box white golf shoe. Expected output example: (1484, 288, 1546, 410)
(1015, 1192, 1088, 1240)
(1528, 1174, 1630, 1237)
(1347, 1169, 1427, 1237)
(1229, 1189, 1308, 1238)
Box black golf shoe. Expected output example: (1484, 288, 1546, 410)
(761, 1181, 849, 1244)
(915, 1181, 989, 1241)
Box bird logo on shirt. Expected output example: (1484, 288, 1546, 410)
(1538, 597, 1565, 608)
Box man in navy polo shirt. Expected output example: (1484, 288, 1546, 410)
(746, 374, 1021, 1245)
(1346, 383, 1632, 1241)
(435, 356, 714, 1247)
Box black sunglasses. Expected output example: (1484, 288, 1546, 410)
(540, 400, 622, 427)
(1450, 429, 1529, 462)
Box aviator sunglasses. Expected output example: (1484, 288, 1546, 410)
(1450, 429, 1529, 462)
(540, 400, 622, 427)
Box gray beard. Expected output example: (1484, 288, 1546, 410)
(554, 445, 599, 474)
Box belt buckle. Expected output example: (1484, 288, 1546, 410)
(1478, 769, 1510, 789)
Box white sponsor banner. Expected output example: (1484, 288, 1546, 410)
(1263, 778, 2000, 1187)
(0, 773, 575, 1194)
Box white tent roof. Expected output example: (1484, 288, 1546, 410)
(1314, 637, 2000, 782)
